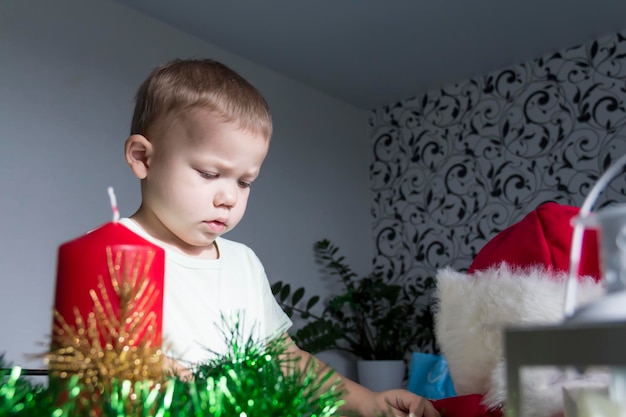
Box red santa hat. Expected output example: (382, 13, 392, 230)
(467, 202, 601, 280)
(432, 202, 607, 417)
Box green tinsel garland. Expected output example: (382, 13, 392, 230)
(0, 335, 346, 417)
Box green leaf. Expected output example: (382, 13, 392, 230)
(292, 287, 305, 305)
(271, 281, 283, 295)
(306, 295, 320, 310)
(279, 284, 291, 302)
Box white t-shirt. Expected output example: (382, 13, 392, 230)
(120, 218, 292, 366)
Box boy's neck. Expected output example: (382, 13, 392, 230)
(128, 211, 219, 260)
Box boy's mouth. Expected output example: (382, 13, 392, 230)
(204, 219, 227, 233)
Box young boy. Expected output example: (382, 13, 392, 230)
(122, 58, 438, 417)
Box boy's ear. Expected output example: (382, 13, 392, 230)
(124, 134, 153, 180)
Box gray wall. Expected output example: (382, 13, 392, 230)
(0, 0, 371, 378)
(369, 30, 626, 293)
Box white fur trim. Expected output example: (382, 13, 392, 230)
(433, 264, 605, 415)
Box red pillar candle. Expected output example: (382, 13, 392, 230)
(52, 192, 165, 351)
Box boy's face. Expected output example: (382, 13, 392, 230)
(128, 108, 269, 257)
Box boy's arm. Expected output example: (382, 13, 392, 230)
(279, 333, 439, 417)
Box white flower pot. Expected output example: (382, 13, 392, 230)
(357, 359, 405, 392)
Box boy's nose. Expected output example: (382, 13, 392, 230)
(214, 182, 237, 207)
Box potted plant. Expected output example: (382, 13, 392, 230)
(272, 239, 437, 389)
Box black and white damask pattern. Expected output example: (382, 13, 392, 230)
(370, 31, 626, 287)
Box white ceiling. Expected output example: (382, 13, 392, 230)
(111, 1, 626, 110)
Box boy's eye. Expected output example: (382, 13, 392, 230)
(198, 171, 218, 180)
(197, 170, 251, 189)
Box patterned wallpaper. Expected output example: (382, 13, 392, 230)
(370, 31, 626, 289)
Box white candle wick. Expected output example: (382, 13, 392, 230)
(107, 186, 120, 222)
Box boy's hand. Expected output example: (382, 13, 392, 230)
(367, 389, 440, 417)
(162, 356, 193, 381)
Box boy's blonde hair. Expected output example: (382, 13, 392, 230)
(131, 59, 272, 139)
